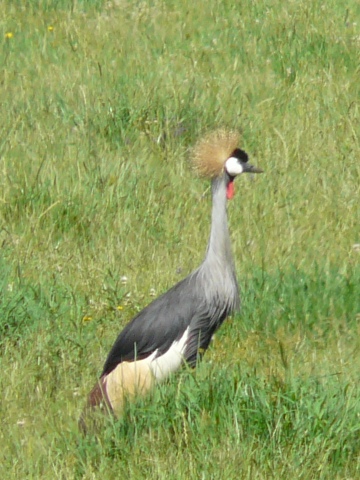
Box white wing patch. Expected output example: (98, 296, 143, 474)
(145, 327, 190, 381)
(103, 327, 190, 415)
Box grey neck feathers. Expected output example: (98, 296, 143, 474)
(196, 173, 240, 313)
(204, 174, 235, 271)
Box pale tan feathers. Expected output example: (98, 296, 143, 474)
(105, 360, 155, 416)
(79, 360, 155, 433)
(192, 129, 240, 179)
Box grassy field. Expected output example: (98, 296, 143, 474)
(1, 0, 359, 478)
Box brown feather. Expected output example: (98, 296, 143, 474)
(192, 129, 240, 179)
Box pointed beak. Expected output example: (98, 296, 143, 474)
(242, 162, 263, 174)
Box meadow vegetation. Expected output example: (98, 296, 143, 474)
(0, 0, 359, 478)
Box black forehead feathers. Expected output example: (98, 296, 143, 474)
(231, 148, 248, 163)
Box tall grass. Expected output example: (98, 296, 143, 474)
(0, 0, 359, 478)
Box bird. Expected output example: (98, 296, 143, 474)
(80, 129, 263, 429)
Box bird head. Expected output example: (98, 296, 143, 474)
(192, 129, 263, 199)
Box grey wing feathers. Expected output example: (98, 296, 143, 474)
(102, 275, 204, 376)
(184, 303, 230, 367)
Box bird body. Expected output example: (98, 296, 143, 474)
(81, 129, 262, 425)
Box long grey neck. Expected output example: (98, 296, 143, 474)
(204, 174, 235, 270)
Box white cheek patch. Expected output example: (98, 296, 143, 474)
(225, 157, 244, 176)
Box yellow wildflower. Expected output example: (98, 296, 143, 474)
(116, 306, 124, 311)
(48, 26, 54, 32)
(82, 315, 93, 323)
(5, 32, 13, 39)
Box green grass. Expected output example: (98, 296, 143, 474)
(0, 0, 359, 478)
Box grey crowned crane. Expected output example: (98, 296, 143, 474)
(81, 129, 263, 428)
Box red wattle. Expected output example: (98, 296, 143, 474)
(226, 181, 235, 199)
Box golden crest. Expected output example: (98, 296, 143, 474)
(192, 129, 240, 179)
